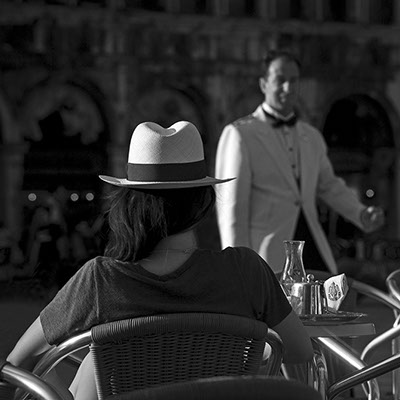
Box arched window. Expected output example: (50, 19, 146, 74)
(321, 94, 396, 245)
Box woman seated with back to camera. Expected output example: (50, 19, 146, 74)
(7, 121, 313, 399)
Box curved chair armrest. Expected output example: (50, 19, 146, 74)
(361, 314, 400, 363)
(386, 270, 400, 305)
(316, 337, 380, 400)
(16, 331, 91, 400)
(16, 332, 91, 400)
(1, 361, 65, 400)
(261, 329, 283, 376)
(328, 353, 400, 400)
(32, 330, 91, 378)
(350, 280, 400, 312)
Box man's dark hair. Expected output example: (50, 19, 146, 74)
(261, 50, 301, 77)
(104, 186, 216, 262)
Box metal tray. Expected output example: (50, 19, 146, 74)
(299, 311, 367, 325)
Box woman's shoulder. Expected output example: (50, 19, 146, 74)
(200, 246, 266, 269)
(220, 246, 263, 260)
(219, 246, 276, 277)
(72, 256, 117, 279)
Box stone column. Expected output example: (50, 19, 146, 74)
(348, 0, 370, 23)
(301, 0, 324, 22)
(107, 61, 129, 180)
(394, 0, 400, 25)
(256, 0, 277, 19)
(165, 0, 180, 13)
(0, 143, 27, 238)
(314, 0, 326, 21)
(107, 143, 127, 181)
(212, 0, 230, 16)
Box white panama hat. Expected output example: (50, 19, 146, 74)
(99, 121, 235, 189)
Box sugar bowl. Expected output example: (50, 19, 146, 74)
(290, 274, 325, 315)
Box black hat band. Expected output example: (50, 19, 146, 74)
(127, 160, 207, 182)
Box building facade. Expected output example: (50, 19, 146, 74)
(1, 0, 400, 266)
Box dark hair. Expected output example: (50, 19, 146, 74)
(261, 50, 301, 77)
(104, 186, 216, 262)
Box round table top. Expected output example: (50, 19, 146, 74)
(303, 320, 375, 337)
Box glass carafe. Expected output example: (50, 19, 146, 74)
(280, 240, 307, 296)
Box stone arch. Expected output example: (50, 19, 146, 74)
(323, 94, 395, 153)
(21, 79, 108, 185)
(321, 93, 398, 242)
(18, 78, 110, 262)
(21, 79, 107, 146)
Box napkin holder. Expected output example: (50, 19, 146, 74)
(323, 273, 349, 312)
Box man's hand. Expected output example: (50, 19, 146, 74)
(360, 206, 385, 233)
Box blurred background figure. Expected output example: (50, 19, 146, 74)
(26, 194, 68, 288)
(0, 223, 24, 281)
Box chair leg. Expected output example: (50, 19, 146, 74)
(392, 336, 400, 399)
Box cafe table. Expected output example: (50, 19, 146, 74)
(282, 314, 377, 400)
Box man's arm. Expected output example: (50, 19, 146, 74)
(215, 125, 252, 248)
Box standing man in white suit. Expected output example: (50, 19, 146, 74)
(215, 49, 384, 274)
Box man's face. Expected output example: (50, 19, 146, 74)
(259, 57, 300, 116)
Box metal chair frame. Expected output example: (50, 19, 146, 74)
(327, 351, 400, 400)
(303, 270, 400, 400)
(0, 359, 65, 400)
(386, 269, 400, 400)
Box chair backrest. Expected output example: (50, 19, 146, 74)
(90, 313, 282, 400)
(0, 359, 65, 400)
(386, 269, 400, 305)
(386, 269, 400, 400)
(105, 376, 323, 400)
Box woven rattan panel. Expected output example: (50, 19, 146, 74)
(92, 332, 265, 398)
(90, 314, 268, 399)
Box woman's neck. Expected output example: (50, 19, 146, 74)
(138, 230, 198, 276)
(153, 230, 198, 252)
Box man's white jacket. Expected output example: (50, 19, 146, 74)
(215, 105, 365, 274)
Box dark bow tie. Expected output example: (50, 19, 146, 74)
(263, 109, 297, 128)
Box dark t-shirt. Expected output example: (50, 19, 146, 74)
(40, 246, 291, 345)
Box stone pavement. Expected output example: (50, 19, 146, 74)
(0, 277, 397, 399)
